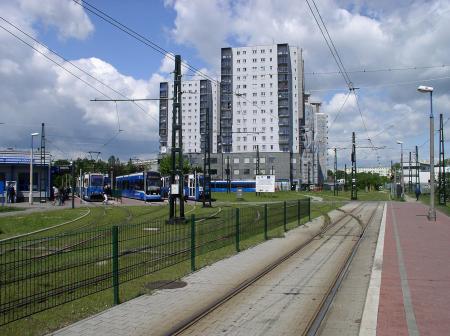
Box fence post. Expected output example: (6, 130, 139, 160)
(112, 225, 120, 305)
(308, 197, 311, 222)
(235, 208, 240, 252)
(283, 201, 287, 232)
(264, 204, 268, 240)
(297, 199, 301, 226)
(191, 214, 196, 272)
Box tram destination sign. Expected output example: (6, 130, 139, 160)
(256, 175, 275, 193)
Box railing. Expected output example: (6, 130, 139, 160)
(0, 199, 310, 326)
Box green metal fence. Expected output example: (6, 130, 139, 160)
(0, 198, 310, 325)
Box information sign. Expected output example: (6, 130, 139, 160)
(171, 184, 180, 195)
(256, 175, 275, 193)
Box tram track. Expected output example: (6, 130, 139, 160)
(165, 202, 375, 336)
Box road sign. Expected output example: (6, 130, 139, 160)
(256, 175, 275, 193)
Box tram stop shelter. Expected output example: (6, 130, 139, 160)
(0, 150, 51, 203)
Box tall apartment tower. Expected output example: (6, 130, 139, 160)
(219, 44, 303, 154)
(159, 79, 219, 154)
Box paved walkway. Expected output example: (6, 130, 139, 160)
(377, 202, 450, 335)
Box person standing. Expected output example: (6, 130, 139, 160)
(6, 184, 11, 203)
(415, 185, 422, 201)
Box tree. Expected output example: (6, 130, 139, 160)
(159, 155, 192, 176)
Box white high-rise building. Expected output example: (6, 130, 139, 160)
(219, 44, 303, 154)
(159, 79, 219, 154)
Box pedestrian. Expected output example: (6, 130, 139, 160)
(10, 186, 15, 203)
(60, 188, 65, 206)
(53, 186, 59, 205)
(102, 191, 108, 205)
(6, 184, 11, 203)
(415, 185, 421, 201)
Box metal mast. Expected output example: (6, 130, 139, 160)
(169, 55, 185, 223)
(351, 132, 357, 200)
(439, 113, 446, 205)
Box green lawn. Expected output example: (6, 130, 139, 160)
(302, 190, 390, 202)
(0, 206, 25, 213)
(0, 197, 344, 335)
(213, 190, 308, 203)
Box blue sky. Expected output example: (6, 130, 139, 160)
(1, 0, 450, 167)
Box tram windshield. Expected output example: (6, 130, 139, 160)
(90, 175, 103, 187)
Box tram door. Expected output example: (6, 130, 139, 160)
(188, 174, 196, 198)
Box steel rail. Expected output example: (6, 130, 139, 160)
(166, 202, 367, 336)
(303, 202, 382, 336)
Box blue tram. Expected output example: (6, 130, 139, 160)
(160, 174, 210, 202)
(209, 180, 256, 193)
(184, 173, 210, 201)
(80, 173, 104, 201)
(116, 171, 162, 201)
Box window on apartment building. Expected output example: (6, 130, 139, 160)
(261, 49, 265, 54)
(243, 59, 246, 63)
(262, 118, 266, 123)
(252, 58, 257, 62)
(244, 169, 250, 175)
(253, 75, 257, 79)
(244, 158, 250, 163)
(253, 101, 257, 106)
(271, 145, 274, 150)
(261, 58, 265, 62)
(261, 75, 265, 79)
(234, 158, 240, 163)
(253, 136, 257, 141)
(237, 59, 240, 63)
(243, 84, 247, 88)
(243, 68, 247, 72)
(237, 51, 240, 55)
(260, 66, 265, 71)
(270, 127, 274, 131)
(253, 145, 258, 150)
(252, 49, 257, 54)
(253, 110, 257, 114)
(253, 127, 257, 132)
(237, 146, 241, 150)
(243, 145, 247, 150)
(262, 136, 266, 140)
(253, 119, 256, 124)
(243, 128, 247, 132)
(269, 57, 272, 61)
(253, 92, 257, 97)
(261, 92, 265, 96)
(237, 68, 240, 72)
(252, 66, 257, 71)
(270, 66, 273, 70)
(243, 136, 247, 141)
(269, 49, 272, 52)
(243, 50, 246, 54)
(261, 83, 265, 88)
(234, 170, 240, 175)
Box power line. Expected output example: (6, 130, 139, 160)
(72, 0, 219, 86)
(305, 64, 450, 75)
(328, 91, 350, 131)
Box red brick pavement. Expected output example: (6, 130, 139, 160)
(377, 202, 450, 335)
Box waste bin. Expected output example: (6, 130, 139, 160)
(236, 188, 243, 200)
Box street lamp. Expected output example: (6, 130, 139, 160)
(417, 85, 436, 220)
(29, 132, 39, 205)
(396, 140, 404, 199)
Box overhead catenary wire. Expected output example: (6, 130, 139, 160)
(72, 0, 219, 86)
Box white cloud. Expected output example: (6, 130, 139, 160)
(17, 0, 94, 40)
(166, 0, 450, 165)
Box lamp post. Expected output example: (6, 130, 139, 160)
(397, 140, 404, 199)
(418, 85, 436, 221)
(29, 132, 39, 205)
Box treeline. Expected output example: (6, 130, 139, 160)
(329, 170, 389, 191)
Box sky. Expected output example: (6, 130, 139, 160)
(0, 0, 450, 168)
